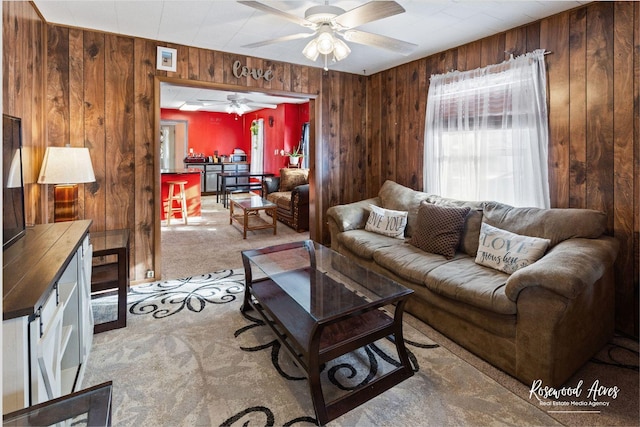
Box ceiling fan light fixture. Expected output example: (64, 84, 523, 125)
(302, 38, 320, 61)
(316, 31, 335, 55)
(333, 38, 351, 61)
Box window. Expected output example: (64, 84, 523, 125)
(424, 50, 550, 208)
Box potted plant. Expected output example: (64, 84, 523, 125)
(281, 144, 303, 166)
(250, 120, 259, 136)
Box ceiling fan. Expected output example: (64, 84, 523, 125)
(191, 94, 278, 115)
(238, 1, 417, 69)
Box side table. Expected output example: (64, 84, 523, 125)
(91, 229, 130, 333)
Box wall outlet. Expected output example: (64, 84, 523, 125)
(146, 270, 155, 278)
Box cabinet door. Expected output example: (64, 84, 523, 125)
(79, 240, 94, 361)
(33, 295, 64, 402)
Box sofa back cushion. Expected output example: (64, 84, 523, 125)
(378, 180, 432, 237)
(279, 168, 309, 192)
(482, 202, 607, 247)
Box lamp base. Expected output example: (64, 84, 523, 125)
(54, 184, 79, 222)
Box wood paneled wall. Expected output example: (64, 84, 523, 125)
(2, 1, 46, 226)
(43, 27, 329, 285)
(5, 1, 637, 335)
(366, 2, 639, 336)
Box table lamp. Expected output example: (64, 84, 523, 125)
(37, 146, 96, 222)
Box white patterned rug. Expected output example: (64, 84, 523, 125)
(83, 273, 632, 426)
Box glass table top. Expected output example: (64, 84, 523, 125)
(243, 241, 411, 321)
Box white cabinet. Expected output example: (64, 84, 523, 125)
(3, 220, 93, 414)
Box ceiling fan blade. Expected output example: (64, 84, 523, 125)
(342, 30, 417, 55)
(334, 1, 405, 29)
(242, 32, 315, 49)
(238, 1, 313, 27)
(248, 102, 278, 109)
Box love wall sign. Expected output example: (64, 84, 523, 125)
(232, 60, 275, 82)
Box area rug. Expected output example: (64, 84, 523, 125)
(84, 273, 637, 426)
(84, 272, 561, 426)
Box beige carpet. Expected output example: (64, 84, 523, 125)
(85, 275, 560, 426)
(161, 195, 309, 280)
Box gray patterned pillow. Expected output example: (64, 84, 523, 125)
(409, 202, 470, 259)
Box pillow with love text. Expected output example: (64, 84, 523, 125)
(475, 222, 551, 274)
(365, 204, 408, 239)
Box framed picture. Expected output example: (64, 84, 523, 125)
(157, 46, 177, 72)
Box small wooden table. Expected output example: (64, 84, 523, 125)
(91, 229, 130, 333)
(229, 196, 277, 239)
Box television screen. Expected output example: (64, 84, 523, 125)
(3, 114, 26, 249)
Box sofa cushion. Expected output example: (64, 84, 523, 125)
(365, 205, 407, 239)
(373, 243, 461, 285)
(279, 168, 309, 192)
(337, 229, 404, 260)
(475, 222, 551, 274)
(425, 257, 515, 315)
(427, 195, 484, 257)
(266, 192, 292, 211)
(378, 180, 432, 237)
(482, 202, 606, 247)
(409, 202, 470, 259)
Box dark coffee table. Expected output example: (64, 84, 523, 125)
(241, 240, 414, 425)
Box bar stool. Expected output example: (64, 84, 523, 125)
(165, 180, 188, 225)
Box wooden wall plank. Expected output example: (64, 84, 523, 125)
(44, 25, 70, 223)
(634, 0, 640, 338)
(104, 34, 135, 231)
(541, 13, 571, 208)
(82, 30, 106, 231)
(612, 1, 636, 335)
(133, 38, 156, 280)
(569, 8, 588, 208)
(69, 29, 85, 219)
(367, 73, 382, 196)
(505, 26, 528, 59)
(585, 2, 615, 230)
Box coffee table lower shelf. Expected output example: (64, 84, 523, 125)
(241, 278, 414, 425)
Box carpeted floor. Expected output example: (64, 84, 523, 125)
(160, 195, 309, 280)
(87, 274, 638, 427)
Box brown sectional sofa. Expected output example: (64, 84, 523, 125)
(326, 180, 619, 387)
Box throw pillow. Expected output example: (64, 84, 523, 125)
(279, 168, 309, 192)
(409, 202, 470, 259)
(365, 205, 408, 239)
(475, 222, 551, 274)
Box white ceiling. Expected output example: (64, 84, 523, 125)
(34, 1, 586, 110)
(34, 1, 586, 76)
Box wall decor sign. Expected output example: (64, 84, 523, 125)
(157, 46, 177, 72)
(232, 60, 274, 82)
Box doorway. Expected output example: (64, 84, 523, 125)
(156, 79, 316, 280)
(160, 120, 188, 170)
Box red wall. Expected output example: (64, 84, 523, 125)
(161, 109, 248, 158)
(161, 103, 309, 173)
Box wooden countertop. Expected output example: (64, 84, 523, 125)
(3, 220, 92, 320)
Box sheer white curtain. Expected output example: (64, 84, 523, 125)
(250, 119, 264, 174)
(424, 49, 550, 208)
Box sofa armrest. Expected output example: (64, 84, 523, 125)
(505, 236, 619, 301)
(326, 197, 381, 232)
(292, 184, 309, 204)
(263, 177, 280, 195)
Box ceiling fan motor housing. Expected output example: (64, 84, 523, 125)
(304, 5, 345, 24)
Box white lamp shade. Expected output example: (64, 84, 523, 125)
(38, 147, 96, 184)
(333, 38, 351, 61)
(302, 38, 320, 61)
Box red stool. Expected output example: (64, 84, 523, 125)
(165, 180, 188, 225)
